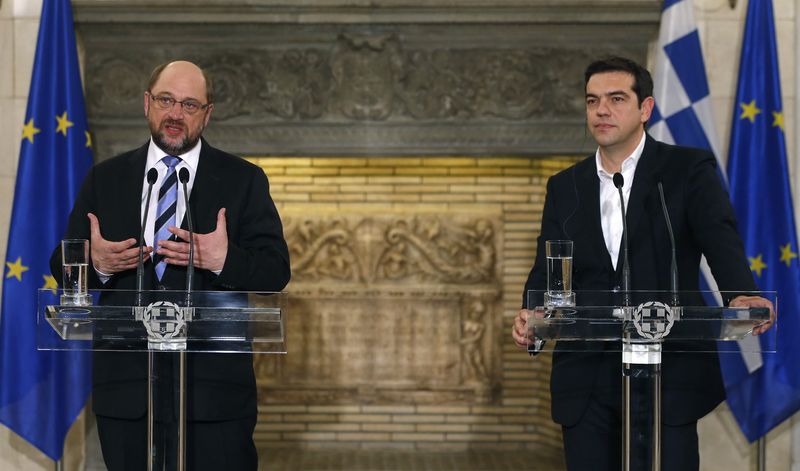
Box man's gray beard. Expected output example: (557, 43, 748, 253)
(152, 131, 200, 156)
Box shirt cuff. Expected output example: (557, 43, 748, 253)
(94, 267, 112, 285)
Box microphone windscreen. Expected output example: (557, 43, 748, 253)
(612, 172, 624, 189)
(147, 168, 158, 184)
(179, 167, 190, 184)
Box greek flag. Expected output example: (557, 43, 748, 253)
(649, 0, 721, 166)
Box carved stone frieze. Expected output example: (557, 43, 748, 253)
(376, 218, 495, 284)
(84, 34, 596, 124)
(284, 214, 497, 284)
(256, 213, 502, 404)
(74, 17, 656, 157)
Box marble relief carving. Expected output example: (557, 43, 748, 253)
(75, 0, 658, 156)
(86, 34, 587, 123)
(255, 214, 501, 404)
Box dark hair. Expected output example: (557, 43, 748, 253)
(146, 62, 214, 104)
(584, 56, 653, 107)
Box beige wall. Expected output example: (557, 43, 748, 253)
(0, 0, 798, 469)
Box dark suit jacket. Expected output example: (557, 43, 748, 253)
(50, 139, 290, 422)
(522, 135, 756, 427)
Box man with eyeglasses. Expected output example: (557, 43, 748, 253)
(51, 61, 290, 470)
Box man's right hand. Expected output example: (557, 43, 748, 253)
(512, 309, 532, 349)
(87, 212, 151, 274)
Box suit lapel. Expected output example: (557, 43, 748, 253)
(179, 139, 221, 234)
(575, 158, 615, 272)
(619, 135, 664, 269)
(122, 143, 150, 243)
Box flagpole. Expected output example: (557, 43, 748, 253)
(755, 437, 766, 471)
(55, 459, 62, 471)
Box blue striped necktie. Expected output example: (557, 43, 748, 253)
(154, 155, 181, 280)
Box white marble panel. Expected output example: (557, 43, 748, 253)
(706, 19, 742, 102)
(11, 0, 42, 19)
(712, 96, 733, 163)
(694, 0, 745, 21)
(0, 19, 12, 97)
(699, 405, 792, 471)
(12, 17, 39, 97)
(0, 98, 26, 178)
(776, 19, 794, 99)
(774, 0, 795, 20)
(0, 174, 13, 229)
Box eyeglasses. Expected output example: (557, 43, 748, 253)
(148, 93, 210, 115)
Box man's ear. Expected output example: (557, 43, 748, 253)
(640, 96, 655, 124)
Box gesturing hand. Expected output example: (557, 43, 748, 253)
(87, 212, 151, 274)
(156, 208, 229, 272)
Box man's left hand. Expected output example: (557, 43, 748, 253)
(157, 208, 228, 272)
(730, 295, 775, 336)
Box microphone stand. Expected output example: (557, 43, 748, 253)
(613, 173, 631, 307)
(138, 168, 157, 471)
(137, 168, 158, 307)
(177, 168, 194, 471)
(658, 182, 680, 307)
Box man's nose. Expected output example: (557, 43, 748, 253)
(167, 103, 186, 119)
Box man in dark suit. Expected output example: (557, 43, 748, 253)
(50, 61, 290, 470)
(511, 57, 773, 471)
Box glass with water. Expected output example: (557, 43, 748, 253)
(544, 240, 575, 307)
(61, 239, 92, 306)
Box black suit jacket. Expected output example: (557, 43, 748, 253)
(522, 135, 756, 426)
(50, 139, 290, 421)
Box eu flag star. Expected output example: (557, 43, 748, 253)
(749, 254, 767, 277)
(740, 99, 762, 123)
(85, 130, 92, 148)
(42, 275, 58, 293)
(780, 243, 798, 267)
(772, 111, 785, 131)
(55, 111, 74, 136)
(5, 257, 29, 281)
(21, 118, 41, 143)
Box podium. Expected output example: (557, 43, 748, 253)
(37, 288, 287, 471)
(525, 289, 775, 471)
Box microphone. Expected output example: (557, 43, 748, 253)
(178, 168, 194, 305)
(136, 168, 159, 306)
(613, 172, 631, 306)
(658, 182, 679, 307)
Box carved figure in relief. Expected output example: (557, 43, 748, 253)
(460, 300, 488, 381)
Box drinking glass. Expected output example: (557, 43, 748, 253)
(544, 240, 575, 307)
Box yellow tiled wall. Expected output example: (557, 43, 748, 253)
(251, 155, 580, 455)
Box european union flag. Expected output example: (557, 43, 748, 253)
(0, 0, 93, 460)
(719, 0, 800, 442)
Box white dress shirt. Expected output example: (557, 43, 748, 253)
(596, 132, 646, 270)
(142, 138, 200, 248)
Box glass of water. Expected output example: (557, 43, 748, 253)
(61, 239, 92, 306)
(544, 240, 575, 307)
